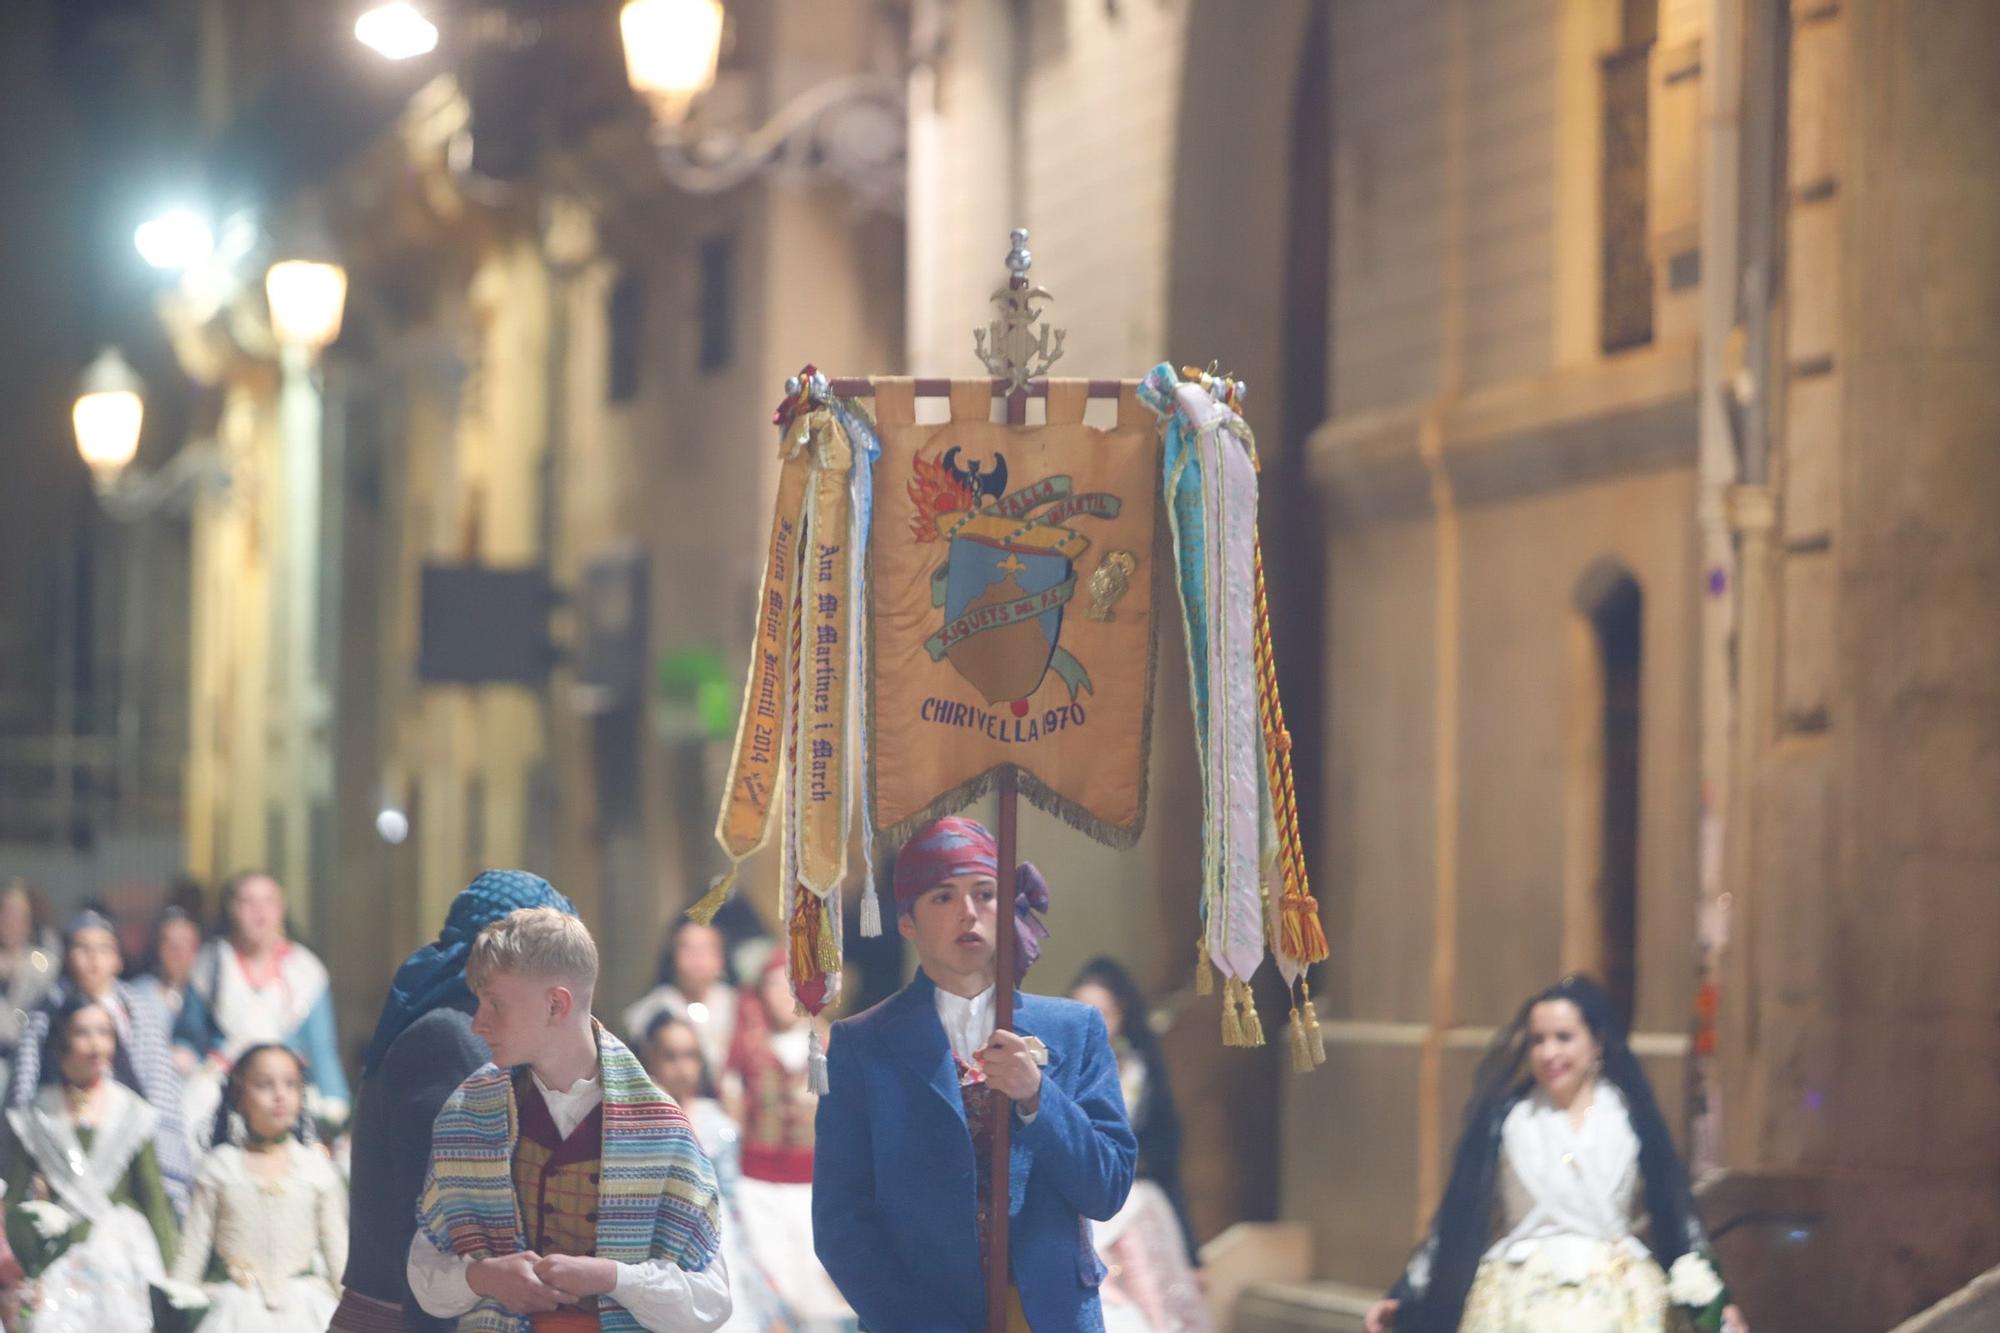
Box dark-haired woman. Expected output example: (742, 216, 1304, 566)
(645, 1012, 789, 1333)
(1365, 975, 1747, 1333)
(1070, 956, 1211, 1333)
(624, 918, 739, 1077)
(2, 994, 179, 1329)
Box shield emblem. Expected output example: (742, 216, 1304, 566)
(943, 532, 1072, 706)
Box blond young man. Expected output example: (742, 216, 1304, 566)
(407, 907, 731, 1333)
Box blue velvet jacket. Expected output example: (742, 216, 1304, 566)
(812, 972, 1137, 1332)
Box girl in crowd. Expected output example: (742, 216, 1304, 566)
(625, 918, 739, 1077)
(0, 882, 58, 1093)
(3, 993, 179, 1330)
(1366, 975, 1747, 1333)
(645, 1011, 790, 1333)
(1068, 956, 1212, 1333)
(8, 911, 195, 1212)
(724, 954, 855, 1331)
(171, 1043, 347, 1331)
(133, 906, 202, 1030)
(176, 871, 349, 1135)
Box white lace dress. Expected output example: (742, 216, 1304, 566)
(169, 1141, 348, 1332)
(5, 1082, 170, 1333)
(1459, 1085, 1670, 1333)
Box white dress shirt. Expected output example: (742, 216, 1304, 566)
(407, 1068, 733, 1332)
(933, 983, 1037, 1123)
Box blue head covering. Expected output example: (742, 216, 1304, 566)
(360, 869, 575, 1075)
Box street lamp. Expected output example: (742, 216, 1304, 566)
(619, 0, 724, 125)
(264, 259, 349, 351)
(72, 348, 146, 487)
(73, 348, 228, 517)
(618, 1, 904, 202)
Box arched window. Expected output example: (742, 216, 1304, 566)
(1569, 560, 1642, 1021)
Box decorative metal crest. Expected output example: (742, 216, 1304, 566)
(974, 229, 1066, 393)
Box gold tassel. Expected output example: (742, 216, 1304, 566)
(1289, 1005, 1314, 1073)
(1239, 983, 1266, 1048)
(1194, 938, 1215, 996)
(686, 867, 737, 926)
(1302, 979, 1328, 1066)
(815, 895, 842, 974)
(788, 892, 816, 982)
(1219, 979, 1245, 1047)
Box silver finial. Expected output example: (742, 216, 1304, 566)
(1006, 228, 1032, 280)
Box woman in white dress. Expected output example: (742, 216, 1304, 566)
(1070, 957, 1212, 1333)
(1366, 976, 1749, 1333)
(624, 918, 739, 1078)
(724, 956, 855, 1331)
(2, 994, 179, 1331)
(644, 1011, 790, 1333)
(170, 1042, 346, 1331)
(175, 872, 349, 1143)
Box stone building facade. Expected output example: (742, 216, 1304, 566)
(907, 1, 2000, 1327)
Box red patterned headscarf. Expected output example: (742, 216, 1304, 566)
(892, 816, 1051, 984)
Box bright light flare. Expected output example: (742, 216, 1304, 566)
(355, 3, 440, 60)
(134, 209, 214, 271)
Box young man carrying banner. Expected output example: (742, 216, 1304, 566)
(407, 907, 732, 1333)
(812, 816, 1136, 1330)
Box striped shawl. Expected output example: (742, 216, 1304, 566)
(414, 1026, 722, 1333)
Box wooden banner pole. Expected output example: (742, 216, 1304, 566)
(985, 315, 1031, 1327)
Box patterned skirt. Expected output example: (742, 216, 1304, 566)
(1460, 1237, 1670, 1333)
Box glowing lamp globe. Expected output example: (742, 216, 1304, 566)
(621, 0, 724, 124)
(265, 259, 349, 351)
(72, 349, 146, 483)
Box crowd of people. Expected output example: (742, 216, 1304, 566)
(0, 848, 1738, 1333)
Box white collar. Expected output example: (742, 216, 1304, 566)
(529, 1067, 603, 1142)
(934, 984, 996, 1064)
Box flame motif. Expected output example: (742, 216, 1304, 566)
(907, 449, 976, 542)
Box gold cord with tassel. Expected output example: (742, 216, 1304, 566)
(1254, 541, 1328, 967)
(788, 891, 817, 982)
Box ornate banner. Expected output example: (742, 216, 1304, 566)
(869, 379, 1162, 848)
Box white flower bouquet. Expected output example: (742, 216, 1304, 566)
(3, 1200, 79, 1279)
(1668, 1250, 1728, 1331)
